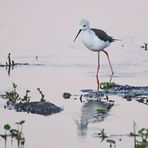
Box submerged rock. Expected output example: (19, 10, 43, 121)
(81, 84, 148, 104)
(108, 84, 148, 100)
(6, 101, 63, 116)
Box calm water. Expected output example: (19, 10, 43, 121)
(0, 0, 148, 147)
(0, 43, 148, 148)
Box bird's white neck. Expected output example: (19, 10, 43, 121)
(82, 29, 94, 49)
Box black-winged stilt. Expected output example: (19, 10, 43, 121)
(74, 19, 118, 87)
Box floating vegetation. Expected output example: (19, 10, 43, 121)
(63, 92, 72, 99)
(97, 129, 108, 141)
(100, 82, 116, 90)
(0, 120, 25, 148)
(96, 108, 109, 114)
(136, 128, 148, 148)
(1, 83, 29, 104)
(21, 90, 31, 103)
(106, 139, 116, 148)
(4, 124, 11, 131)
(63, 92, 84, 102)
(0, 83, 63, 116)
(37, 88, 46, 102)
(96, 122, 148, 148)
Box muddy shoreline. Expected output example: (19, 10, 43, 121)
(81, 84, 148, 104)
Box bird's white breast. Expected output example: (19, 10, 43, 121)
(82, 29, 110, 52)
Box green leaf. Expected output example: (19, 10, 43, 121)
(138, 128, 148, 137)
(138, 128, 146, 133)
(20, 137, 25, 145)
(136, 141, 148, 148)
(106, 139, 116, 144)
(19, 120, 25, 125)
(100, 82, 116, 90)
(96, 108, 108, 113)
(63, 92, 72, 99)
(4, 124, 11, 130)
(12, 83, 17, 89)
(15, 120, 25, 125)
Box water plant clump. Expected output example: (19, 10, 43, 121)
(63, 92, 72, 99)
(0, 83, 62, 116)
(96, 108, 109, 114)
(0, 120, 25, 148)
(100, 82, 116, 90)
(4, 83, 20, 103)
(136, 128, 148, 148)
(106, 139, 116, 148)
(97, 129, 108, 141)
(97, 122, 148, 148)
(21, 90, 31, 103)
(37, 88, 46, 102)
(1, 83, 31, 106)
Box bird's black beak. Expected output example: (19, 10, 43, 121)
(74, 29, 82, 42)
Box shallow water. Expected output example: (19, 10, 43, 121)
(0, 44, 148, 148)
(0, 0, 148, 147)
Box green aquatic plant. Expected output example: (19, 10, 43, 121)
(100, 82, 116, 90)
(0, 121, 25, 148)
(106, 139, 116, 148)
(15, 120, 25, 147)
(3, 124, 11, 147)
(1, 83, 32, 106)
(97, 122, 148, 148)
(63, 92, 72, 99)
(97, 129, 117, 147)
(136, 128, 148, 148)
(136, 141, 148, 148)
(4, 83, 20, 103)
(138, 128, 148, 141)
(12, 83, 17, 91)
(96, 108, 109, 114)
(21, 90, 31, 103)
(98, 129, 108, 141)
(37, 88, 46, 102)
(15, 120, 25, 134)
(4, 124, 11, 131)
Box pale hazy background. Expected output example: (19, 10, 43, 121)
(0, 1, 148, 148)
(0, 0, 148, 56)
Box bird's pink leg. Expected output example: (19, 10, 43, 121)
(96, 52, 100, 89)
(102, 50, 114, 75)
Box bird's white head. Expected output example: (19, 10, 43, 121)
(74, 19, 90, 42)
(80, 19, 90, 30)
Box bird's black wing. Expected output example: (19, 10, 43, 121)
(91, 28, 114, 42)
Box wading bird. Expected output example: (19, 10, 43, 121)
(74, 19, 118, 88)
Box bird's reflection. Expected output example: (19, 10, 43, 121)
(76, 99, 110, 137)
